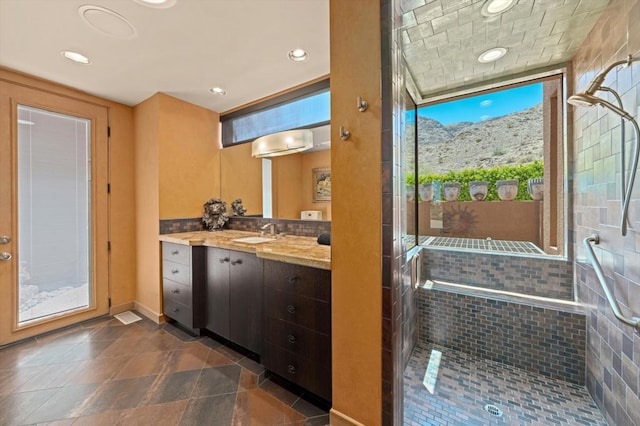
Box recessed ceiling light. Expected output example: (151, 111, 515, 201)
(209, 87, 227, 96)
(288, 49, 309, 62)
(78, 5, 137, 39)
(132, 0, 177, 9)
(477, 47, 507, 63)
(61, 50, 91, 64)
(481, 0, 517, 17)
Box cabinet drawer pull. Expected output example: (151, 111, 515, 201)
(171, 249, 180, 255)
(219, 257, 230, 263)
(171, 268, 180, 274)
(286, 305, 296, 314)
(172, 308, 179, 313)
(287, 276, 298, 283)
(287, 334, 296, 344)
(231, 259, 243, 265)
(287, 364, 296, 374)
(171, 289, 180, 294)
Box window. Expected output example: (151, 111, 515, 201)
(409, 74, 565, 256)
(221, 79, 330, 146)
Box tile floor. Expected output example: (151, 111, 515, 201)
(404, 342, 608, 425)
(0, 315, 329, 425)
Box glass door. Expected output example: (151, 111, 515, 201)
(0, 82, 109, 344)
(17, 105, 92, 324)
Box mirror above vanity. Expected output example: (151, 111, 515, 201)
(220, 124, 332, 221)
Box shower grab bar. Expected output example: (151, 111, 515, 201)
(583, 235, 640, 332)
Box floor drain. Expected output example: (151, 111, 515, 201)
(484, 404, 504, 417)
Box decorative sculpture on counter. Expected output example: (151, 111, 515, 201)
(231, 198, 247, 216)
(202, 198, 230, 231)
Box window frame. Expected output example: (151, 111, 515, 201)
(220, 78, 330, 147)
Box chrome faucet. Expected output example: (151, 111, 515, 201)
(260, 223, 277, 236)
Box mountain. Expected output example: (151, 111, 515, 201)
(405, 103, 543, 174)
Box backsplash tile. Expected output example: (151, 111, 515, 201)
(159, 216, 330, 238)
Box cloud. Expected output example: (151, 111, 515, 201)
(480, 115, 491, 121)
(480, 100, 492, 107)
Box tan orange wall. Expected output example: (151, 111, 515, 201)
(158, 93, 221, 219)
(330, 0, 382, 424)
(273, 153, 303, 219)
(220, 142, 262, 215)
(107, 103, 137, 309)
(0, 67, 137, 317)
(301, 150, 331, 220)
(133, 95, 161, 318)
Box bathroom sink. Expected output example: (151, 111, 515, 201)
(232, 236, 276, 244)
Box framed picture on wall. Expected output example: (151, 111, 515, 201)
(312, 167, 331, 202)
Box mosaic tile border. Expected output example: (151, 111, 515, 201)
(159, 216, 330, 238)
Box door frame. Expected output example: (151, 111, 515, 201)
(0, 81, 110, 345)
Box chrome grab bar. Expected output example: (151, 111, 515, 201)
(583, 235, 640, 332)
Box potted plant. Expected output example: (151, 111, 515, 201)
(527, 178, 544, 200)
(443, 182, 461, 201)
(469, 181, 488, 201)
(496, 179, 519, 201)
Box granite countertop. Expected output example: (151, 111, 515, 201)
(159, 230, 331, 270)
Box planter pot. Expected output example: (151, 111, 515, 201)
(527, 178, 544, 200)
(469, 181, 488, 201)
(419, 183, 433, 202)
(496, 179, 519, 201)
(443, 182, 461, 201)
(406, 184, 415, 201)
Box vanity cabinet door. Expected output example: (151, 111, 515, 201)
(262, 259, 331, 402)
(229, 251, 263, 354)
(206, 247, 230, 339)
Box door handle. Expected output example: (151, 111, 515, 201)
(0, 236, 10, 244)
(0, 252, 12, 261)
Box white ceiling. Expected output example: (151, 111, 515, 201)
(0, 0, 614, 113)
(401, 0, 610, 103)
(0, 0, 330, 113)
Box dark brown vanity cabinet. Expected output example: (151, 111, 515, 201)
(161, 242, 206, 332)
(262, 260, 331, 402)
(206, 247, 263, 354)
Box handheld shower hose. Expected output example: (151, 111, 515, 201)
(568, 55, 639, 236)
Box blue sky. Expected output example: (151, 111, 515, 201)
(416, 82, 543, 125)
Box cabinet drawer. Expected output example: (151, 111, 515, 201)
(163, 298, 193, 328)
(264, 261, 330, 302)
(162, 259, 191, 286)
(263, 342, 331, 401)
(162, 278, 192, 307)
(265, 318, 330, 368)
(162, 242, 190, 266)
(264, 290, 330, 335)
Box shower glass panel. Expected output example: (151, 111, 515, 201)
(17, 105, 91, 324)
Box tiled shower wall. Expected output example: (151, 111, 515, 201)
(571, 0, 640, 424)
(381, 0, 413, 424)
(424, 248, 574, 299)
(416, 288, 587, 384)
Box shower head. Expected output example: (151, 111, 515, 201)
(567, 93, 598, 107)
(567, 92, 634, 120)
